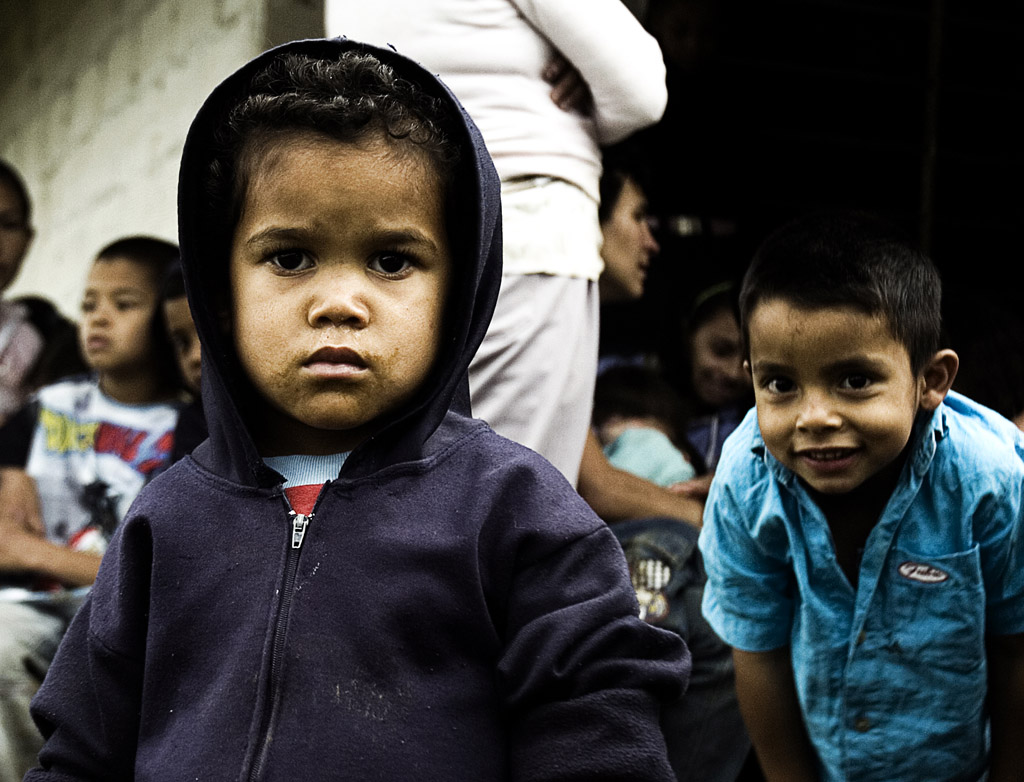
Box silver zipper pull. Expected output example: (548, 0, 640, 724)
(291, 513, 310, 549)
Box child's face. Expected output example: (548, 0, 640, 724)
(229, 132, 451, 456)
(690, 307, 748, 408)
(163, 296, 202, 395)
(80, 257, 160, 376)
(747, 298, 928, 496)
(0, 180, 32, 293)
(599, 177, 659, 302)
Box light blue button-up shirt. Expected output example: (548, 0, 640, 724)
(700, 392, 1024, 781)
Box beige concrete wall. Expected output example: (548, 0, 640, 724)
(0, 0, 323, 316)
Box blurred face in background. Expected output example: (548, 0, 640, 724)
(599, 176, 660, 302)
(164, 296, 202, 395)
(0, 179, 32, 292)
(690, 305, 749, 409)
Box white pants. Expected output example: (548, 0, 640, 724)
(0, 602, 64, 781)
(469, 273, 599, 485)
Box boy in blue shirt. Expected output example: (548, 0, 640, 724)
(25, 39, 688, 780)
(699, 211, 1024, 781)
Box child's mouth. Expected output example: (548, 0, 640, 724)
(796, 447, 860, 473)
(800, 448, 856, 461)
(305, 347, 368, 377)
(84, 335, 110, 351)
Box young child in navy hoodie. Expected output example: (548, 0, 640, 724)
(26, 39, 689, 781)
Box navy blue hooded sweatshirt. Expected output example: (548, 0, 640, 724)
(27, 38, 690, 781)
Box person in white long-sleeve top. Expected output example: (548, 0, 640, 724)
(327, 0, 667, 484)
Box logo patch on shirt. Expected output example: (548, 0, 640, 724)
(897, 561, 949, 584)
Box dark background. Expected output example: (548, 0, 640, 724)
(603, 0, 1024, 406)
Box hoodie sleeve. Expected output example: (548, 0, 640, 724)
(489, 476, 690, 781)
(25, 516, 153, 781)
(509, 0, 668, 144)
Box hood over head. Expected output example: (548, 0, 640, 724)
(177, 38, 502, 488)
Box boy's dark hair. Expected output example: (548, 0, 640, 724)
(205, 51, 461, 254)
(739, 211, 942, 374)
(97, 236, 180, 275)
(0, 159, 32, 227)
(94, 236, 183, 393)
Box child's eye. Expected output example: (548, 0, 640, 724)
(115, 299, 142, 311)
(764, 377, 795, 394)
(81, 299, 96, 314)
(369, 253, 414, 277)
(269, 250, 314, 272)
(840, 375, 872, 391)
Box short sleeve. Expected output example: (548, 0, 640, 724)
(699, 435, 795, 652)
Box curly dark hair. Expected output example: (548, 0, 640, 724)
(205, 51, 461, 241)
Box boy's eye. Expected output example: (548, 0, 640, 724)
(764, 377, 795, 394)
(840, 374, 872, 391)
(269, 250, 314, 272)
(369, 253, 414, 276)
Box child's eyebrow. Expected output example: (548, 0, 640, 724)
(749, 360, 791, 375)
(244, 225, 443, 253)
(83, 286, 147, 298)
(821, 356, 889, 374)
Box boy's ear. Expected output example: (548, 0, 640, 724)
(919, 349, 959, 411)
(743, 359, 752, 377)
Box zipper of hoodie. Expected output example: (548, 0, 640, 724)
(246, 494, 319, 782)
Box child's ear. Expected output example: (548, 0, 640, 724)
(919, 349, 959, 412)
(743, 359, 752, 377)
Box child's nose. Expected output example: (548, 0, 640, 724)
(86, 304, 111, 326)
(795, 390, 842, 431)
(642, 222, 660, 256)
(308, 273, 370, 328)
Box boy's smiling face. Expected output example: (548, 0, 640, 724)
(229, 132, 451, 456)
(747, 299, 940, 496)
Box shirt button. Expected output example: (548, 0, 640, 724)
(854, 717, 872, 732)
(856, 630, 866, 645)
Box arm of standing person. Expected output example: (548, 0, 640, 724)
(542, 54, 592, 114)
(733, 647, 819, 781)
(511, 0, 668, 143)
(987, 632, 1024, 782)
(577, 430, 703, 527)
